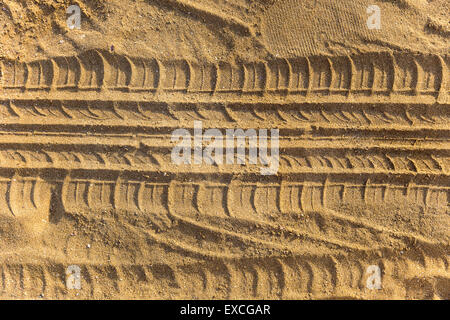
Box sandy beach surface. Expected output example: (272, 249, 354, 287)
(0, 0, 448, 299)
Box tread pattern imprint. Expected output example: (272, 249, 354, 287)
(0, 50, 448, 299)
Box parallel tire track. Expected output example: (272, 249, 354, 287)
(0, 51, 448, 299)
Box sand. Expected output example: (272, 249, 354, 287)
(0, 0, 448, 299)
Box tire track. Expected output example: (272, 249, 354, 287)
(0, 169, 447, 220)
(2, 100, 449, 134)
(0, 249, 447, 299)
(1, 50, 448, 103)
(0, 49, 448, 300)
(0, 143, 448, 179)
